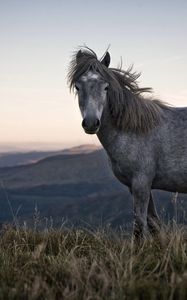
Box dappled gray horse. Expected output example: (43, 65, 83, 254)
(68, 48, 187, 237)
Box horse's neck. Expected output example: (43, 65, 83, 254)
(97, 105, 118, 150)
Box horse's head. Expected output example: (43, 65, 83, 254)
(74, 50, 110, 134)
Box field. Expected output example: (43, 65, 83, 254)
(0, 225, 187, 299)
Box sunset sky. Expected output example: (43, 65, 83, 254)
(0, 0, 187, 151)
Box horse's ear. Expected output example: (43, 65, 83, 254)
(76, 50, 84, 63)
(101, 52, 110, 67)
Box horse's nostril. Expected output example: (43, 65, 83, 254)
(95, 119, 100, 127)
(82, 119, 87, 129)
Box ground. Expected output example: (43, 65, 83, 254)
(0, 224, 187, 299)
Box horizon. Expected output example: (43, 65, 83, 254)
(0, 0, 187, 150)
(0, 141, 100, 153)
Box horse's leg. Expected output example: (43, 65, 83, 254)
(132, 177, 150, 239)
(147, 192, 161, 234)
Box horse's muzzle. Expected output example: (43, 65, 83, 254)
(82, 118, 100, 134)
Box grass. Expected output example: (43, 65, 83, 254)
(0, 224, 187, 299)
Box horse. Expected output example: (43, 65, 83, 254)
(68, 47, 187, 238)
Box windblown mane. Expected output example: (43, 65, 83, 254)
(68, 47, 172, 133)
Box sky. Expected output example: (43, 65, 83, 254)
(0, 0, 187, 151)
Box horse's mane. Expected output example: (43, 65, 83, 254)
(68, 47, 172, 133)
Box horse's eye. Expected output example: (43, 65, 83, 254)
(75, 85, 79, 91)
(104, 86, 109, 91)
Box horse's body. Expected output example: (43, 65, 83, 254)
(98, 106, 187, 194)
(68, 48, 187, 237)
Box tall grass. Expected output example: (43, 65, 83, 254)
(0, 224, 187, 299)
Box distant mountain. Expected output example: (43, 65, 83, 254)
(61, 144, 100, 155)
(0, 144, 99, 167)
(0, 151, 57, 168)
(0, 145, 186, 228)
(0, 148, 111, 189)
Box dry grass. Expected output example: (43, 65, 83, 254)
(0, 224, 187, 299)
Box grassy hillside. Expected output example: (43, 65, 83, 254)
(1, 225, 187, 299)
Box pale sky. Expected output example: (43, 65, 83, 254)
(0, 0, 187, 151)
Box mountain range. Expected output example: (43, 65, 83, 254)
(0, 144, 186, 229)
(0, 144, 99, 167)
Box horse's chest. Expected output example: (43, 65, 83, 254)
(109, 156, 133, 187)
